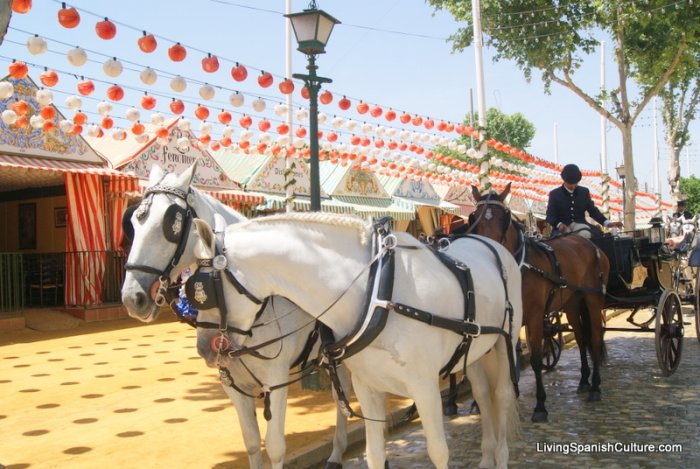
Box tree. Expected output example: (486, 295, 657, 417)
(428, 0, 699, 229)
(679, 176, 700, 216)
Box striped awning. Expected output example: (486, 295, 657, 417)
(332, 196, 415, 220)
(394, 197, 462, 215)
(132, 179, 265, 206)
(257, 194, 357, 215)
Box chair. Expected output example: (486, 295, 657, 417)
(28, 256, 63, 307)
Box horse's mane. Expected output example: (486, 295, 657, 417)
(243, 211, 372, 245)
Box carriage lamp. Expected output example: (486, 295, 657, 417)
(648, 217, 665, 244)
(286, 1, 340, 211)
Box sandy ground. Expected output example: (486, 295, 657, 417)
(0, 311, 413, 469)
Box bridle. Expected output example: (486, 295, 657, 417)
(124, 182, 197, 306)
(466, 192, 513, 244)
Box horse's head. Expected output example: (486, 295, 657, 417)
(121, 163, 198, 322)
(191, 218, 264, 367)
(468, 182, 514, 245)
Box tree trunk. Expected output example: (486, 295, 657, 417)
(666, 137, 681, 204)
(621, 125, 637, 229)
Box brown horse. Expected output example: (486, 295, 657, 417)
(468, 183, 610, 422)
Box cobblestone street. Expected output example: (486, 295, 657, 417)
(342, 306, 700, 468)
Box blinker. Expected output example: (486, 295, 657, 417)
(163, 204, 187, 243)
(185, 270, 218, 310)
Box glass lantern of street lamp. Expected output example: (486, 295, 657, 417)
(285, 2, 340, 56)
(615, 164, 626, 180)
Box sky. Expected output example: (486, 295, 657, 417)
(1, 0, 697, 203)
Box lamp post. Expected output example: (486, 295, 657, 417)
(615, 164, 626, 223)
(285, 1, 339, 211)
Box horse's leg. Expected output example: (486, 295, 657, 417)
(220, 383, 264, 469)
(408, 379, 450, 469)
(565, 306, 591, 393)
(467, 359, 496, 468)
(325, 364, 351, 469)
(584, 295, 605, 402)
(526, 316, 548, 423)
(351, 375, 388, 469)
(443, 373, 459, 416)
(264, 387, 289, 469)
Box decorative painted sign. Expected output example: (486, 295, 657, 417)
(246, 153, 322, 196)
(333, 167, 387, 197)
(392, 178, 440, 202)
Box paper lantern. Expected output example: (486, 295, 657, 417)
(295, 108, 308, 121)
(400, 112, 411, 124)
(1, 110, 17, 125)
(39, 105, 56, 120)
(169, 99, 184, 115)
(202, 54, 219, 73)
(67, 47, 87, 66)
(370, 106, 383, 118)
(73, 111, 87, 126)
(86, 124, 101, 137)
(96, 18, 117, 40)
(77, 79, 94, 96)
(58, 119, 73, 133)
(199, 122, 212, 135)
(100, 116, 113, 129)
(279, 79, 294, 95)
(258, 119, 270, 131)
(106, 84, 124, 101)
(229, 92, 244, 107)
(356, 101, 369, 114)
(338, 96, 351, 110)
(170, 75, 187, 93)
(218, 111, 232, 125)
(0, 82, 14, 100)
(385, 110, 396, 122)
(140, 67, 157, 85)
(125, 107, 140, 122)
(300, 86, 309, 99)
(12, 0, 32, 14)
(140, 95, 156, 110)
(361, 122, 372, 134)
(168, 43, 187, 62)
(252, 98, 266, 112)
(96, 101, 112, 116)
(194, 105, 209, 120)
(199, 84, 215, 100)
(26, 35, 48, 55)
(240, 129, 253, 141)
(112, 128, 127, 140)
(231, 64, 248, 82)
(138, 32, 157, 53)
(103, 57, 123, 77)
(134, 133, 148, 144)
(58, 5, 80, 28)
(150, 113, 165, 125)
(318, 112, 327, 125)
(276, 123, 289, 135)
(319, 90, 333, 105)
(257, 71, 273, 88)
(177, 118, 191, 131)
(8, 61, 28, 79)
(239, 115, 252, 129)
(221, 125, 234, 137)
(64, 95, 81, 110)
(176, 137, 190, 151)
(39, 69, 58, 87)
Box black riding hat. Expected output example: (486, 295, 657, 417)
(560, 164, 582, 184)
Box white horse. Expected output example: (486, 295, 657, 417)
(192, 212, 523, 469)
(120, 163, 350, 469)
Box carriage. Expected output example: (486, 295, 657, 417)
(541, 217, 699, 376)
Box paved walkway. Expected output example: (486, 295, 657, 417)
(341, 305, 700, 468)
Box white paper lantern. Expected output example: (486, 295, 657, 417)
(64, 95, 82, 110)
(221, 125, 234, 138)
(96, 101, 113, 116)
(125, 107, 140, 122)
(35, 89, 53, 106)
(458, 144, 467, 154)
(337, 143, 347, 153)
(331, 116, 345, 128)
(157, 137, 169, 146)
(420, 133, 430, 143)
(317, 112, 327, 125)
(229, 92, 244, 107)
(411, 132, 421, 142)
(429, 135, 439, 145)
(448, 141, 458, 151)
(346, 119, 358, 132)
(199, 84, 215, 101)
(103, 58, 123, 77)
(294, 137, 305, 148)
(58, 119, 73, 133)
(29, 115, 45, 129)
(274, 104, 288, 116)
(439, 137, 449, 146)
(27, 35, 48, 55)
(386, 127, 397, 137)
(86, 124, 101, 137)
(375, 125, 386, 137)
(135, 134, 149, 144)
(0, 82, 14, 100)
(67, 47, 87, 67)
(252, 98, 266, 113)
(361, 123, 373, 134)
(240, 129, 253, 141)
(399, 130, 410, 141)
(258, 132, 272, 144)
(176, 137, 190, 151)
(295, 107, 308, 121)
(170, 75, 187, 93)
(177, 118, 191, 132)
(199, 122, 213, 135)
(277, 135, 289, 147)
(140, 67, 157, 85)
(150, 112, 165, 125)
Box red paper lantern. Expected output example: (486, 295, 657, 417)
(58, 5, 80, 28)
(40, 105, 56, 120)
(11, 100, 29, 116)
(258, 119, 271, 131)
(106, 84, 124, 101)
(295, 127, 307, 138)
(12, 0, 32, 14)
(239, 140, 250, 149)
(218, 111, 232, 125)
(210, 141, 221, 152)
(327, 132, 338, 142)
(399, 113, 411, 124)
(411, 115, 423, 126)
(370, 106, 383, 118)
(169, 99, 184, 115)
(77, 79, 94, 96)
(140, 95, 157, 110)
(39, 69, 59, 87)
(13, 115, 28, 128)
(385, 109, 396, 121)
(138, 32, 157, 53)
(351, 135, 361, 145)
(96, 18, 116, 40)
(71, 124, 82, 135)
(257, 71, 273, 88)
(42, 120, 55, 132)
(424, 119, 435, 130)
(220, 137, 232, 147)
(8, 61, 28, 79)
(199, 134, 211, 145)
(168, 43, 187, 62)
(276, 123, 289, 134)
(356, 101, 369, 114)
(338, 96, 351, 110)
(257, 142, 267, 153)
(231, 63, 248, 82)
(279, 79, 295, 95)
(194, 105, 209, 120)
(155, 126, 169, 139)
(319, 90, 333, 104)
(100, 116, 113, 129)
(131, 121, 145, 135)
(73, 111, 87, 126)
(239, 115, 252, 129)
(202, 54, 220, 73)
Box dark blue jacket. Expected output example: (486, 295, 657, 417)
(546, 185, 608, 230)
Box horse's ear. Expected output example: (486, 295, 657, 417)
(148, 164, 165, 185)
(500, 182, 511, 202)
(177, 160, 199, 188)
(193, 218, 216, 260)
(213, 213, 226, 233)
(471, 184, 482, 202)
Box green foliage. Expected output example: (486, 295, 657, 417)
(679, 176, 700, 215)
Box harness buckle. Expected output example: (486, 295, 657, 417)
(382, 234, 397, 250)
(464, 320, 481, 338)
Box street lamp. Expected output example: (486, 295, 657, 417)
(615, 164, 626, 222)
(285, 1, 340, 211)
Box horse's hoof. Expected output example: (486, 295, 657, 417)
(531, 411, 548, 423)
(324, 462, 343, 469)
(469, 401, 480, 415)
(443, 403, 458, 416)
(588, 390, 602, 402)
(577, 383, 591, 394)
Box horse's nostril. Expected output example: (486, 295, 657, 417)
(134, 291, 148, 309)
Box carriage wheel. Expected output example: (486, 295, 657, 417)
(541, 312, 564, 371)
(655, 290, 684, 376)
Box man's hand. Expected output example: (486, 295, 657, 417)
(557, 223, 570, 233)
(607, 221, 623, 229)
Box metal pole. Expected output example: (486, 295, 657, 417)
(306, 56, 321, 211)
(285, 0, 294, 212)
(472, 0, 489, 189)
(600, 41, 610, 218)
